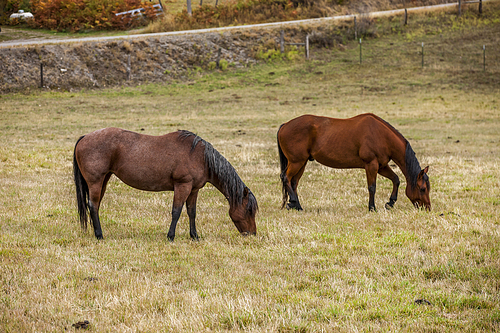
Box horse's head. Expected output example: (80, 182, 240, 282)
(229, 187, 257, 235)
(406, 166, 431, 211)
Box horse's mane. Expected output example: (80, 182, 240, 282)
(369, 114, 428, 189)
(405, 142, 423, 188)
(178, 130, 258, 215)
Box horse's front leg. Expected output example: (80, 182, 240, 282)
(186, 190, 199, 240)
(167, 183, 192, 242)
(378, 165, 400, 210)
(365, 160, 379, 212)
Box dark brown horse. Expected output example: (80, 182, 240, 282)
(73, 128, 258, 241)
(277, 113, 431, 211)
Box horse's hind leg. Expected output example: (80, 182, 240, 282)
(285, 161, 307, 211)
(364, 160, 379, 212)
(378, 165, 400, 210)
(88, 173, 112, 240)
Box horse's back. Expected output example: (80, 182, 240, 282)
(75, 128, 206, 191)
(279, 114, 401, 168)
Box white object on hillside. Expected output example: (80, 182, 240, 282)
(10, 10, 34, 20)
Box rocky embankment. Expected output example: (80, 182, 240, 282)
(0, 27, 323, 93)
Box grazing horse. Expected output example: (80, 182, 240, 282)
(277, 113, 431, 211)
(73, 128, 258, 241)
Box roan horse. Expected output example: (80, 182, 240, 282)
(73, 128, 258, 241)
(277, 113, 431, 211)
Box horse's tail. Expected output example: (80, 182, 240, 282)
(73, 136, 89, 230)
(277, 124, 289, 209)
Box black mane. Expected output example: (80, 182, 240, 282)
(405, 141, 421, 188)
(405, 141, 429, 189)
(373, 115, 428, 190)
(178, 131, 258, 215)
(178, 130, 203, 151)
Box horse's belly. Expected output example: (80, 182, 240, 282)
(315, 155, 365, 169)
(113, 167, 175, 192)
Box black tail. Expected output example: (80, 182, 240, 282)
(277, 124, 289, 209)
(73, 136, 89, 230)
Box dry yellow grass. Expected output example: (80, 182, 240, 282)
(1, 6, 500, 332)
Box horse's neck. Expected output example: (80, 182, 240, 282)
(391, 140, 413, 187)
(208, 175, 231, 203)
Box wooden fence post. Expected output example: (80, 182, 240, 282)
(40, 63, 43, 88)
(479, 0, 482, 14)
(404, 8, 408, 25)
(305, 35, 309, 60)
(216, 48, 222, 69)
(359, 38, 362, 64)
(280, 30, 284, 54)
(127, 54, 131, 80)
(483, 45, 485, 71)
(421, 42, 424, 68)
(458, 0, 461, 17)
(354, 16, 357, 40)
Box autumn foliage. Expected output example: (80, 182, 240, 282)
(25, 0, 159, 32)
(146, 0, 334, 33)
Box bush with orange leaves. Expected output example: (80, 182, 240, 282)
(26, 0, 159, 32)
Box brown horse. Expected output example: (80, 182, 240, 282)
(73, 128, 258, 241)
(277, 113, 431, 211)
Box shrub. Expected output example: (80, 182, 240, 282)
(25, 0, 159, 32)
(1, 0, 30, 24)
(148, 0, 311, 33)
(218, 59, 229, 70)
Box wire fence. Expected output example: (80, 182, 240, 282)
(351, 34, 500, 73)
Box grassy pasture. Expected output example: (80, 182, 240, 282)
(1, 8, 500, 332)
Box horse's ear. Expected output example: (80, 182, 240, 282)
(418, 166, 429, 179)
(243, 187, 249, 197)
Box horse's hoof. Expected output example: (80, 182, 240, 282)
(369, 206, 376, 212)
(167, 235, 175, 242)
(95, 235, 103, 240)
(385, 202, 393, 210)
(286, 203, 303, 211)
(241, 231, 257, 236)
